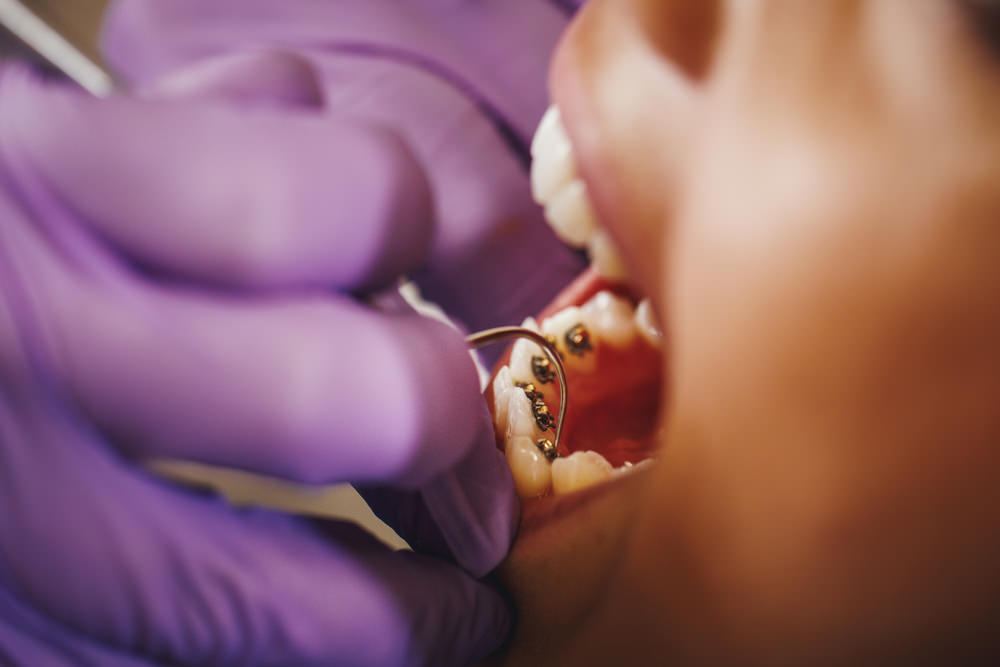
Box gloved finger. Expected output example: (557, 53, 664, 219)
(102, 0, 564, 137)
(0, 589, 156, 667)
(3, 67, 432, 291)
(54, 285, 485, 488)
(360, 409, 519, 578)
(353, 289, 518, 576)
(103, 0, 588, 335)
(3, 189, 482, 488)
(0, 396, 510, 667)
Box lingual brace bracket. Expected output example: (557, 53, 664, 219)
(467, 326, 568, 460)
(515, 381, 556, 433)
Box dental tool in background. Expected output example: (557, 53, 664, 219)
(0, 0, 113, 96)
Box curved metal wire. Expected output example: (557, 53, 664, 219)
(467, 326, 568, 457)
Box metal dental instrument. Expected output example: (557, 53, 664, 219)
(467, 326, 568, 459)
(0, 0, 114, 96)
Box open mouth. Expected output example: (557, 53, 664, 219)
(486, 105, 666, 520)
(475, 104, 671, 665)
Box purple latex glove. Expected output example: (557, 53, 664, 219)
(0, 1, 583, 665)
(102, 0, 586, 336)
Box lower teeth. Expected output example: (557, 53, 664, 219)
(588, 230, 630, 281)
(506, 435, 553, 499)
(551, 451, 613, 495)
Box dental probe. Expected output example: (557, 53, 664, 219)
(467, 326, 568, 459)
(0, 0, 114, 96)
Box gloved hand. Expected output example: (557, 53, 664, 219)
(0, 1, 584, 665)
(105, 0, 586, 336)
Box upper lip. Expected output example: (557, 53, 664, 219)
(549, 0, 699, 310)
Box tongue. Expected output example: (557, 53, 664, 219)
(558, 324, 663, 466)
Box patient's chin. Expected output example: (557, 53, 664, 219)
(480, 472, 653, 667)
(481, 267, 667, 665)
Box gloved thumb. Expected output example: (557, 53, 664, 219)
(362, 410, 519, 578)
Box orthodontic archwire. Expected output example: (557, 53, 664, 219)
(467, 326, 568, 460)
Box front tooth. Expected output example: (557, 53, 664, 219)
(492, 366, 515, 428)
(540, 306, 587, 350)
(544, 179, 599, 248)
(509, 338, 546, 388)
(589, 229, 630, 281)
(530, 105, 577, 205)
(582, 291, 637, 348)
(504, 388, 545, 442)
(635, 298, 664, 348)
(551, 450, 614, 494)
(530, 105, 561, 157)
(540, 306, 597, 372)
(506, 435, 552, 498)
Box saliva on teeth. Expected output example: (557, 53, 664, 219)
(494, 289, 662, 499)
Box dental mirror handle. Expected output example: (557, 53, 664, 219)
(0, 0, 113, 96)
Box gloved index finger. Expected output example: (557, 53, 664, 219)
(30, 240, 490, 487)
(3, 69, 434, 292)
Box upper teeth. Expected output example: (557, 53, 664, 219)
(543, 178, 599, 248)
(540, 305, 597, 374)
(508, 317, 554, 393)
(635, 298, 664, 347)
(531, 106, 578, 204)
(531, 104, 629, 281)
(503, 385, 548, 443)
(588, 229, 630, 281)
(492, 365, 515, 429)
(582, 291, 638, 348)
(494, 290, 660, 498)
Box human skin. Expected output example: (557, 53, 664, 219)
(485, 1, 1000, 664)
